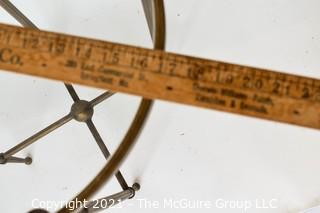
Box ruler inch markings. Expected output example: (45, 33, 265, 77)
(0, 23, 320, 129)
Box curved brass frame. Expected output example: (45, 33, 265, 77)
(58, 0, 166, 212)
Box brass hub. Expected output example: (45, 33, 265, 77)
(70, 100, 94, 122)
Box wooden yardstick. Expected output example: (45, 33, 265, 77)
(0, 23, 319, 130)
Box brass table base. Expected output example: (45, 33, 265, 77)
(0, 0, 166, 212)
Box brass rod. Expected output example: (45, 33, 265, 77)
(0, 153, 32, 165)
(142, 0, 156, 41)
(79, 184, 139, 213)
(89, 91, 115, 107)
(0, 0, 80, 102)
(0, 0, 37, 29)
(3, 114, 73, 158)
(86, 119, 129, 190)
(65, 84, 80, 102)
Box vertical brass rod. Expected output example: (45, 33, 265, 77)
(142, 0, 156, 41)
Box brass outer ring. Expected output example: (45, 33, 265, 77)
(58, 0, 166, 212)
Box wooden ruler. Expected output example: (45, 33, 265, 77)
(0, 22, 319, 130)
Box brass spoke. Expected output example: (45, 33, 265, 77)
(3, 114, 73, 159)
(89, 91, 115, 107)
(86, 119, 129, 190)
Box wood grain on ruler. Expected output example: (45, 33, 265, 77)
(0, 23, 319, 129)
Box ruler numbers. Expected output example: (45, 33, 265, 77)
(1, 23, 320, 129)
(0, 23, 319, 104)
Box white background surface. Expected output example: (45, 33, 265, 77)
(1, 0, 320, 212)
